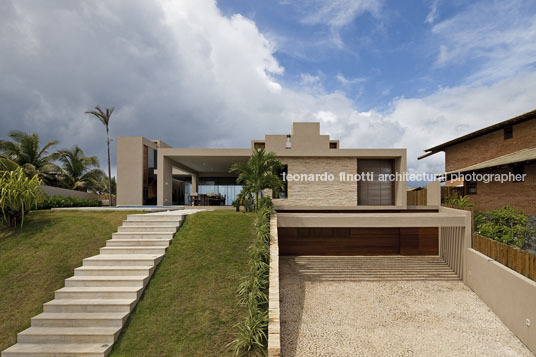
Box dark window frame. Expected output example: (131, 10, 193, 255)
(329, 142, 338, 149)
(513, 164, 525, 183)
(464, 180, 477, 195)
(504, 125, 513, 140)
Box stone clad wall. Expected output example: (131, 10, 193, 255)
(274, 157, 358, 206)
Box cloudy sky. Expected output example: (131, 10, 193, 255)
(1, 0, 536, 183)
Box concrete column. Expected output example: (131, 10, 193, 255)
(426, 180, 441, 206)
(192, 173, 199, 194)
(157, 155, 173, 206)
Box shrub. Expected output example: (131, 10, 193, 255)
(443, 194, 473, 208)
(475, 206, 534, 247)
(0, 167, 43, 228)
(36, 195, 102, 210)
(229, 207, 271, 356)
(258, 197, 273, 211)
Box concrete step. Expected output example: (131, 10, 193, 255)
(106, 238, 170, 247)
(17, 326, 121, 344)
(118, 225, 177, 233)
(121, 220, 181, 227)
(82, 254, 163, 267)
(126, 214, 184, 222)
(112, 232, 174, 239)
(55, 287, 143, 300)
(100, 246, 167, 255)
(43, 299, 136, 313)
(74, 265, 154, 277)
(31, 312, 128, 328)
(1, 343, 112, 357)
(65, 276, 149, 288)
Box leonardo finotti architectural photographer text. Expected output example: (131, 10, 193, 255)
(282, 171, 527, 183)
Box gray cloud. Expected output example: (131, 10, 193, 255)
(1, 0, 535, 184)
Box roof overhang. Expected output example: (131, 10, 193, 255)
(443, 147, 536, 176)
(419, 109, 536, 160)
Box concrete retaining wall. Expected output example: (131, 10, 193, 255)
(466, 248, 536, 353)
(39, 185, 101, 200)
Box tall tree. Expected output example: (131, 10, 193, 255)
(57, 145, 105, 192)
(230, 148, 284, 211)
(0, 131, 60, 184)
(86, 106, 114, 205)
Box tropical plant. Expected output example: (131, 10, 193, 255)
(57, 145, 106, 192)
(229, 206, 272, 356)
(236, 188, 255, 213)
(258, 197, 273, 211)
(0, 167, 43, 228)
(0, 131, 60, 183)
(230, 148, 284, 211)
(0, 157, 19, 172)
(86, 106, 114, 206)
(443, 194, 474, 208)
(475, 206, 534, 247)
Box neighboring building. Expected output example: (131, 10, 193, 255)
(117, 122, 408, 208)
(419, 109, 536, 214)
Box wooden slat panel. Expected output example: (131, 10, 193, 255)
(278, 227, 399, 256)
(400, 227, 439, 255)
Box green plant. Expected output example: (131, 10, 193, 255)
(258, 197, 273, 211)
(57, 146, 105, 192)
(229, 207, 271, 356)
(230, 148, 284, 211)
(36, 196, 102, 210)
(475, 206, 534, 247)
(237, 188, 255, 213)
(0, 168, 42, 228)
(86, 106, 114, 206)
(0, 131, 61, 184)
(232, 198, 241, 212)
(443, 194, 473, 208)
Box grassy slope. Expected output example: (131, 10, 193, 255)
(0, 210, 138, 351)
(111, 211, 253, 357)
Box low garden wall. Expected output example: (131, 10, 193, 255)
(39, 185, 101, 200)
(466, 248, 536, 354)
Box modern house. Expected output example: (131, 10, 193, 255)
(117, 122, 475, 258)
(419, 109, 536, 214)
(117, 122, 407, 209)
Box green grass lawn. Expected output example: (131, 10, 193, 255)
(111, 211, 254, 357)
(0, 210, 139, 351)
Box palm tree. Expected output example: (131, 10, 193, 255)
(86, 106, 114, 206)
(229, 148, 284, 211)
(57, 145, 105, 192)
(0, 131, 60, 184)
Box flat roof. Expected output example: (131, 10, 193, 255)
(419, 109, 536, 159)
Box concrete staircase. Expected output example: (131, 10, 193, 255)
(2, 212, 185, 357)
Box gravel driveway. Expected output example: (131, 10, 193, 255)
(280, 256, 533, 357)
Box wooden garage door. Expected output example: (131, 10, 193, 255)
(278, 227, 438, 256)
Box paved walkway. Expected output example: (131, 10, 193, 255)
(280, 256, 533, 357)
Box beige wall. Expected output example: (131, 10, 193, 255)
(466, 249, 536, 354)
(116, 136, 158, 206)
